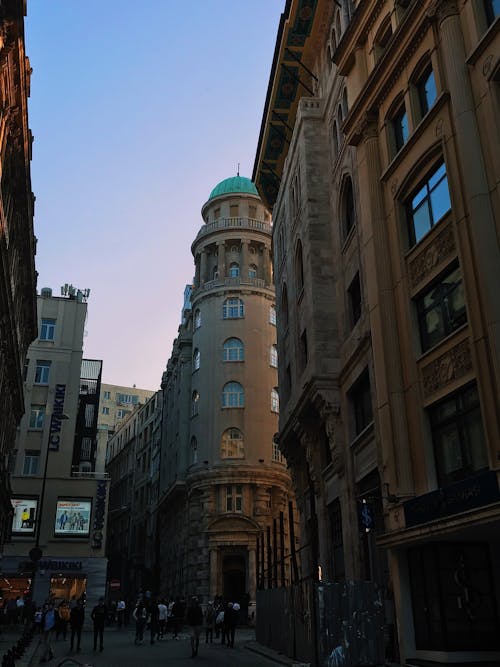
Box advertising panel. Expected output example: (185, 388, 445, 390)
(54, 499, 91, 536)
(11, 498, 38, 534)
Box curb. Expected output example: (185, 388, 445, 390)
(244, 640, 299, 666)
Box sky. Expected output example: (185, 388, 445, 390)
(25, 0, 283, 391)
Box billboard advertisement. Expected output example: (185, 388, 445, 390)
(54, 499, 91, 536)
(11, 498, 38, 534)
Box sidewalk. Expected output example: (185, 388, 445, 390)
(0, 624, 41, 667)
(244, 638, 301, 666)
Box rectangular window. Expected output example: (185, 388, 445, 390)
(39, 318, 56, 341)
(29, 405, 45, 429)
(349, 369, 373, 437)
(269, 305, 277, 326)
(348, 273, 361, 327)
(248, 205, 257, 219)
(34, 360, 51, 385)
(103, 391, 111, 400)
(226, 485, 233, 512)
(407, 161, 451, 246)
(235, 485, 243, 512)
(23, 451, 40, 476)
(230, 204, 239, 218)
(272, 438, 284, 463)
(430, 383, 488, 488)
(102, 406, 110, 415)
(416, 265, 467, 352)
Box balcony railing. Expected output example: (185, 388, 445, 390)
(195, 276, 267, 293)
(193, 217, 272, 242)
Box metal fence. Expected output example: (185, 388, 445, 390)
(257, 580, 385, 667)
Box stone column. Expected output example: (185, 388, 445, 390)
(217, 241, 226, 279)
(199, 248, 207, 285)
(432, 0, 500, 406)
(209, 547, 218, 599)
(355, 114, 413, 495)
(194, 254, 200, 288)
(241, 239, 250, 280)
(248, 547, 256, 602)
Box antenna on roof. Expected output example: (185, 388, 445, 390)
(237, 163, 240, 177)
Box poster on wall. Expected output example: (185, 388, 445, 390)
(54, 499, 91, 536)
(11, 498, 38, 534)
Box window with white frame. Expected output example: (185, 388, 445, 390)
(34, 360, 51, 385)
(223, 298, 244, 319)
(229, 262, 240, 278)
(103, 391, 111, 399)
(193, 348, 201, 371)
(248, 264, 257, 279)
(272, 438, 284, 463)
(221, 428, 244, 458)
(29, 405, 45, 429)
(271, 387, 280, 413)
(223, 338, 244, 362)
(225, 484, 243, 512)
(23, 451, 40, 476)
(194, 309, 201, 330)
(270, 345, 278, 368)
(102, 407, 110, 415)
(222, 382, 244, 408)
(269, 304, 277, 325)
(39, 318, 56, 341)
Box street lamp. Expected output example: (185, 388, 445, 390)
(32, 412, 69, 556)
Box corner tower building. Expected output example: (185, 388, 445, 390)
(158, 176, 296, 611)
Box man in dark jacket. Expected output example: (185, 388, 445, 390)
(224, 602, 238, 648)
(90, 597, 107, 652)
(69, 599, 85, 652)
(186, 596, 203, 658)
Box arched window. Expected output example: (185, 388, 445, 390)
(374, 15, 392, 60)
(342, 177, 356, 239)
(191, 390, 199, 416)
(248, 264, 258, 279)
(223, 338, 244, 362)
(194, 309, 201, 330)
(223, 298, 244, 319)
(222, 382, 244, 408)
(191, 436, 198, 464)
(332, 121, 339, 160)
(271, 388, 280, 413)
(281, 284, 289, 329)
(295, 241, 304, 294)
(221, 428, 245, 458)
(193, 348, 200, 371)
(229, 262, 240, 278)
(337, 105, 343, 147)
(270, 344, 278, 368)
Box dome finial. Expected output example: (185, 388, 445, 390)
(237, 163, 240, 177)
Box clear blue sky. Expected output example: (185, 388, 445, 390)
(25, 0, 283, 390)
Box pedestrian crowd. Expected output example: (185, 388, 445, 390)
(1, 590, 243, 661)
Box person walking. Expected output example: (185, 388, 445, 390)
(225, 602, 239, 648)
(90, 597, 107, 652)
(56, 599, 70, 640)
(157, 599, 168, 640)
(116, 599, 126, 628)
(133, 600, 147, 645)
(69, 599, 85, 653)
(148, 597, 159, 644)
(204, 601, 215, 644)
(40, 602, 57, 663)
(171, 596, 185, 639)
(186, 596, 203, 658)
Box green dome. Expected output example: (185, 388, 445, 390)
(208, 175, 259, 200)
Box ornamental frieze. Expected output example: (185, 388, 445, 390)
(408, 225, 455, 290)
(421, 338, 472, 398)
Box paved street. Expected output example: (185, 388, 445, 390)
(30, 626, 287, 666)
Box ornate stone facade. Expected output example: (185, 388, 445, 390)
(0, 1, 37, 547)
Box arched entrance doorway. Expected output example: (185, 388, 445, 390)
(222, 554, 246, 605)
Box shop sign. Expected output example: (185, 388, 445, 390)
(404, 470, 500, 528)
(49, 384, 67, 451)
(11, 498, 37, 534)
(19, 560, 83, 571)
(92, 480, 107, 549)
(54, 499, 91, 536)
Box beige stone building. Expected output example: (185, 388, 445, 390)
(254, 0, 500, 664)
(3, 289, 109, 608)
(0, 0, 37, 547)
(157, 176, 296, 614)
